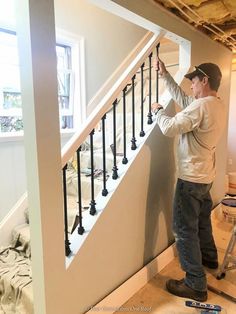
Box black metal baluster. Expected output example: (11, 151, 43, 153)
(156, 43, 160, 103)
(122, 86, 128, 164)
(102, 115, 108, 196)
(131, 75, 137, 150)
(140, 63, 145, 137)
(89, 129, 96, 215)
(147, 52, 153, 124)
(62, 164, 71, 256)
(76, 147, 85, 235)
(112, 99, 118, 179)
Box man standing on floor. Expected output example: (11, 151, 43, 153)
(152, 59, 226, 302)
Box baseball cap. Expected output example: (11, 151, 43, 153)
(185, 63, 222, 81)
(185, 63, 222, 91)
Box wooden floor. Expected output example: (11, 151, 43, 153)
(116, 206, 236, 314)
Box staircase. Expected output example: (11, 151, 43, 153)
(0, 31, 180, 313)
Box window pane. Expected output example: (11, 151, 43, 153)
(0, 30, 21, 113)
(3, 91, 21, 109)
(58, 71, 70, 97)
(59, 95, 70, 110)
(61, 115, 73, 129)
(0, 116, 23, 132)
(57, 45, 74, 129)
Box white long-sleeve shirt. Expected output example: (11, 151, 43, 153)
(156, 72, 226, 184)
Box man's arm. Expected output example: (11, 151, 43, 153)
(156, 58, 194, 109)
(155, 101, 203, 137)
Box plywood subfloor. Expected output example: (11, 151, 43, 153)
(115, 208, 236, 314)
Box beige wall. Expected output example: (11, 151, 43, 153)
(54, 0, 146, 103)
(61, 1, 232, 313)
(63, 125, 176, 313)
(111, 0, 232, 203)
(15, 1, 233, 313)
(41, 2, 233, 314)
(228, 70, 236, 173)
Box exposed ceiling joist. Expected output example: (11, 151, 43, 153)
(153, 0, 236, 51)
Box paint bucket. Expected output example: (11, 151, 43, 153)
(221, 197, 236, 224)
(225, 174, 229, 194)
(228, 172, 236, 195)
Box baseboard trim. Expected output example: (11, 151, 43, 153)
(86, 243, 176, 314)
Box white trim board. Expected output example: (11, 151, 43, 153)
(85, 243, 177, 314)
(0, 191, 28, 246)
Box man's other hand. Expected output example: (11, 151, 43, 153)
(154, 57, 167, 76)
(152, 102, 163, 114)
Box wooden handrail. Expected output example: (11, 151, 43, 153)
(61, 31, 165, 167)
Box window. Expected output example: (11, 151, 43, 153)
(0, 28, 21, 132)
(57, 44, 74, 129)
(0, 27, 85, 134)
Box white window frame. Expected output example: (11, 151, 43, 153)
(0, 27, 86, 141)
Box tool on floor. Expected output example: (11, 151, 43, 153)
(216, 224, 236, 280)
(207, 284, 236, 303)
(200, 311, 220, 314)
(185, 300, 221, 312)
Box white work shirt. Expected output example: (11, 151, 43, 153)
(156, 72, 226, 184)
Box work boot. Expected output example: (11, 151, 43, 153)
(202, 259, 218, 269)
(166, 279, 208, 302)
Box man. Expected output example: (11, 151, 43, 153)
(152, 59, 226, 302)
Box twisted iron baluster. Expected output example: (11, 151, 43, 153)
(156, 43, 160, 103)
(112, 99, 118, 179)
(62, 164, 71, 256)
(89, 129, 96, 215)
(122, 86, 128, 164)
(147, 52, 153, 124)
(131, 75, 137, 150)
(102, 114, 108, 196)
(140, 63, 145, 137)
(76, 147, 85, 235)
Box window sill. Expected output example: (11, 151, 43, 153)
(0, 131, 24, 143)
(0, 129, 76, 143)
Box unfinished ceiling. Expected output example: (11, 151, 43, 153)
(153, 0, 236, 53)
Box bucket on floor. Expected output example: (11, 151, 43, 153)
(221, 197, 236, 224)
(228, 172, 236, 195)
(225, 174, 229, 194)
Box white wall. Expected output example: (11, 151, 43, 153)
(227, 70, 236, 172)
(0, 138, 26, 221)
(0, 133, 73, 221)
